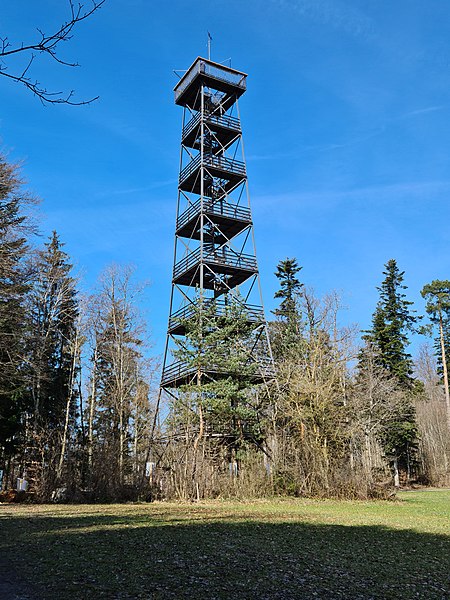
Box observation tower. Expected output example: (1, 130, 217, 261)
(160, 56, 274, 397)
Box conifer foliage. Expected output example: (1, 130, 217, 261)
(272, 258, 304, 356)
(172, 295, 267, 451)
(0, 158, 31, 462)
(360, 259, 419, 485)
(364, 259, 418, 387)
(273, 258, 303, 323)
(28, 232, 79, 428)
(25, 231, 80, 493)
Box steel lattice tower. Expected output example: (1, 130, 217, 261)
(160, 56, 274, 403)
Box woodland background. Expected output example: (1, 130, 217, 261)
(1, 2, 450, 502)
(1, 154, 449, 502)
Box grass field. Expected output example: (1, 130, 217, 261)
(1, 491, 449, 599)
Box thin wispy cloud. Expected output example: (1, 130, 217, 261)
(248, 102, 447, 163)
(254, 180, 450, 214)
(247, 128, 386, 162)
(246, 151, 298, 161)
(402, 106, 445, 118)
(271, 0, 375, 41)
(95, 179, 176, 198)
(69, 108, 151, 147)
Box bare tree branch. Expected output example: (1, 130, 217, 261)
(0, 0, 105, 105)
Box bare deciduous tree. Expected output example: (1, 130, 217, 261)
(351, 345, 411, 487)
(83, 265, 155, 500)
(421, 280, 450, 429)
(273, 288, 360, 497)
(0, 1, 105, 105)
(414, 344, 450, 485)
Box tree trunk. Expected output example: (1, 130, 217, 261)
(88, 345, 98, 474)
(56, 328, 79, 482)
(393, 456, 400, 488)
(364, 430, 372, 474)
(192, 390, 204, 499)
(133, 403, 139, 478)
(439, 313, 450, 429)
(119, 399, 124, 486)
(57, 392, 72, 483)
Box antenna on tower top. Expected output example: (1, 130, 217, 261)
(207, 31, 212, 60)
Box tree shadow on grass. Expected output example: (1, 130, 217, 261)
(1, 511, 449, 600)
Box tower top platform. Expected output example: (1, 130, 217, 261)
(174, 57, 247, 109)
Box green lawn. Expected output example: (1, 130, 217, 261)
(1, 491, 449, 599)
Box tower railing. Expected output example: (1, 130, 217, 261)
(173, 247, 257, 280)
(179, 154, 246, 187)
(182, 112, 241, 142)
(176, 198, 251, 232)
(161, 357, 274, 387)
(181, 112, 201, 141)
(169, 299, 264, 333)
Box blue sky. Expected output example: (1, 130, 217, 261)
(1, 0, 450, 357)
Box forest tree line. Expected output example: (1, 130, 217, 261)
(1, 155, 449, 501)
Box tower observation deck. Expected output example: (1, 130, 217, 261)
(160, 56, 274, 392)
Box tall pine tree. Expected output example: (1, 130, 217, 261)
(0, 157, 32, 479)
(272, 258, 304, 357)
(169, 294, 269, 497)
(364, 259, 418, 387)
(273, 258, 303, 322)
(26, 231, 79, 494)
(172, 296, 265, 448)
(361, 259, 419, 484)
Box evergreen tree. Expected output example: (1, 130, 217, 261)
(169, 294, 269, 497)
(272, 258, 304, 357)
(360, 259, 419, 484)
(0, 157, 32, 473)
(273, 258, 303, 322)
(173, 296, 265, 448)
(26, 231, 79, 493)
(364, 259, 418, 387)
(28, 232, 79, 425)
(377, 398, 418, 485)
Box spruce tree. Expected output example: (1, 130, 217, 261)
(273, 258, 303, 322)
(26, 231, 79, 493)
(272, 258, 304, 357)
(173, 296, 265, 447)
(364, 259, 417, 387)
(0, 157, 32, 472)
(29, 231, 79, 426)
(361, 259, 419, 483)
